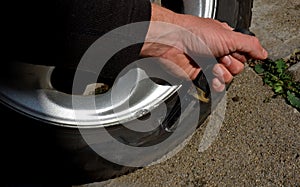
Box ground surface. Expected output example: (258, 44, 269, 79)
(77, 0, 300, 186)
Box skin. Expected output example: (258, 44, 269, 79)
(140, 3, 268, 92)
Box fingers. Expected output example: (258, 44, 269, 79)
(219, 55, 245, 75)
(230, 52, 247, 63)
(212, 78, 226, 92)
(233, 33, 268, 60)
(213, 63, 233, 83)
(189, 68, 201, 80)
(212, 62, 241, 92)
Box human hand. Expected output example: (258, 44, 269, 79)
(140, 3, 268, 92)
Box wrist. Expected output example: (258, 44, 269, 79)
(150, 3, 178, 24)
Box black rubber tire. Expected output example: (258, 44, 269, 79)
(215, 0, 253, 29)
(161, 0, 254, 29)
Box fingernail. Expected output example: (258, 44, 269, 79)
(213, 78, 222, 88)
(223, 56, 232, 67)
(212, 78, 225, 92)
(262, 48, 268, 58)
(213, 65, 224, 76)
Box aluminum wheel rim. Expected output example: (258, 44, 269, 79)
(0, 62, 181, 128)
(152, 0, 217, 18)
(184, 0, 217, 18)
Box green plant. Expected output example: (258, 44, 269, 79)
(253, 58, 300, 110)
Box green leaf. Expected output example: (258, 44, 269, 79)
(287, 91, 300, 109)
(274, 85, 283, 93)
(275, 59, 286, 69)
(275, 59, 287, 75)
(254, 64, 265, 74)
(250, 57, 300, 110)
(280, 72, 291, 80)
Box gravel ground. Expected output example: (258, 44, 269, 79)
(77, 0, 300, 186)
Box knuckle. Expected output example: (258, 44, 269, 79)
(251, 36, 260, 45)
(225, 75, 233, 83)
(222, 22, 229, 27)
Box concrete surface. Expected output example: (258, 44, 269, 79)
(287, 50, 300, 82)
(77, 0, 300, 186)
(251, 0, 300, 60)
(289, 62, 300, 82)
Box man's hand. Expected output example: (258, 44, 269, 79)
(140, 3, 268, 92)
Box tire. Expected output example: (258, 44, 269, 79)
(2, 1, 254, 185)
(215, 0, 253, 29)
(1, 62, 200, 185)
(161, 0, 254, 29)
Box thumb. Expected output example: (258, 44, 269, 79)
(233, 33, 268, 60)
